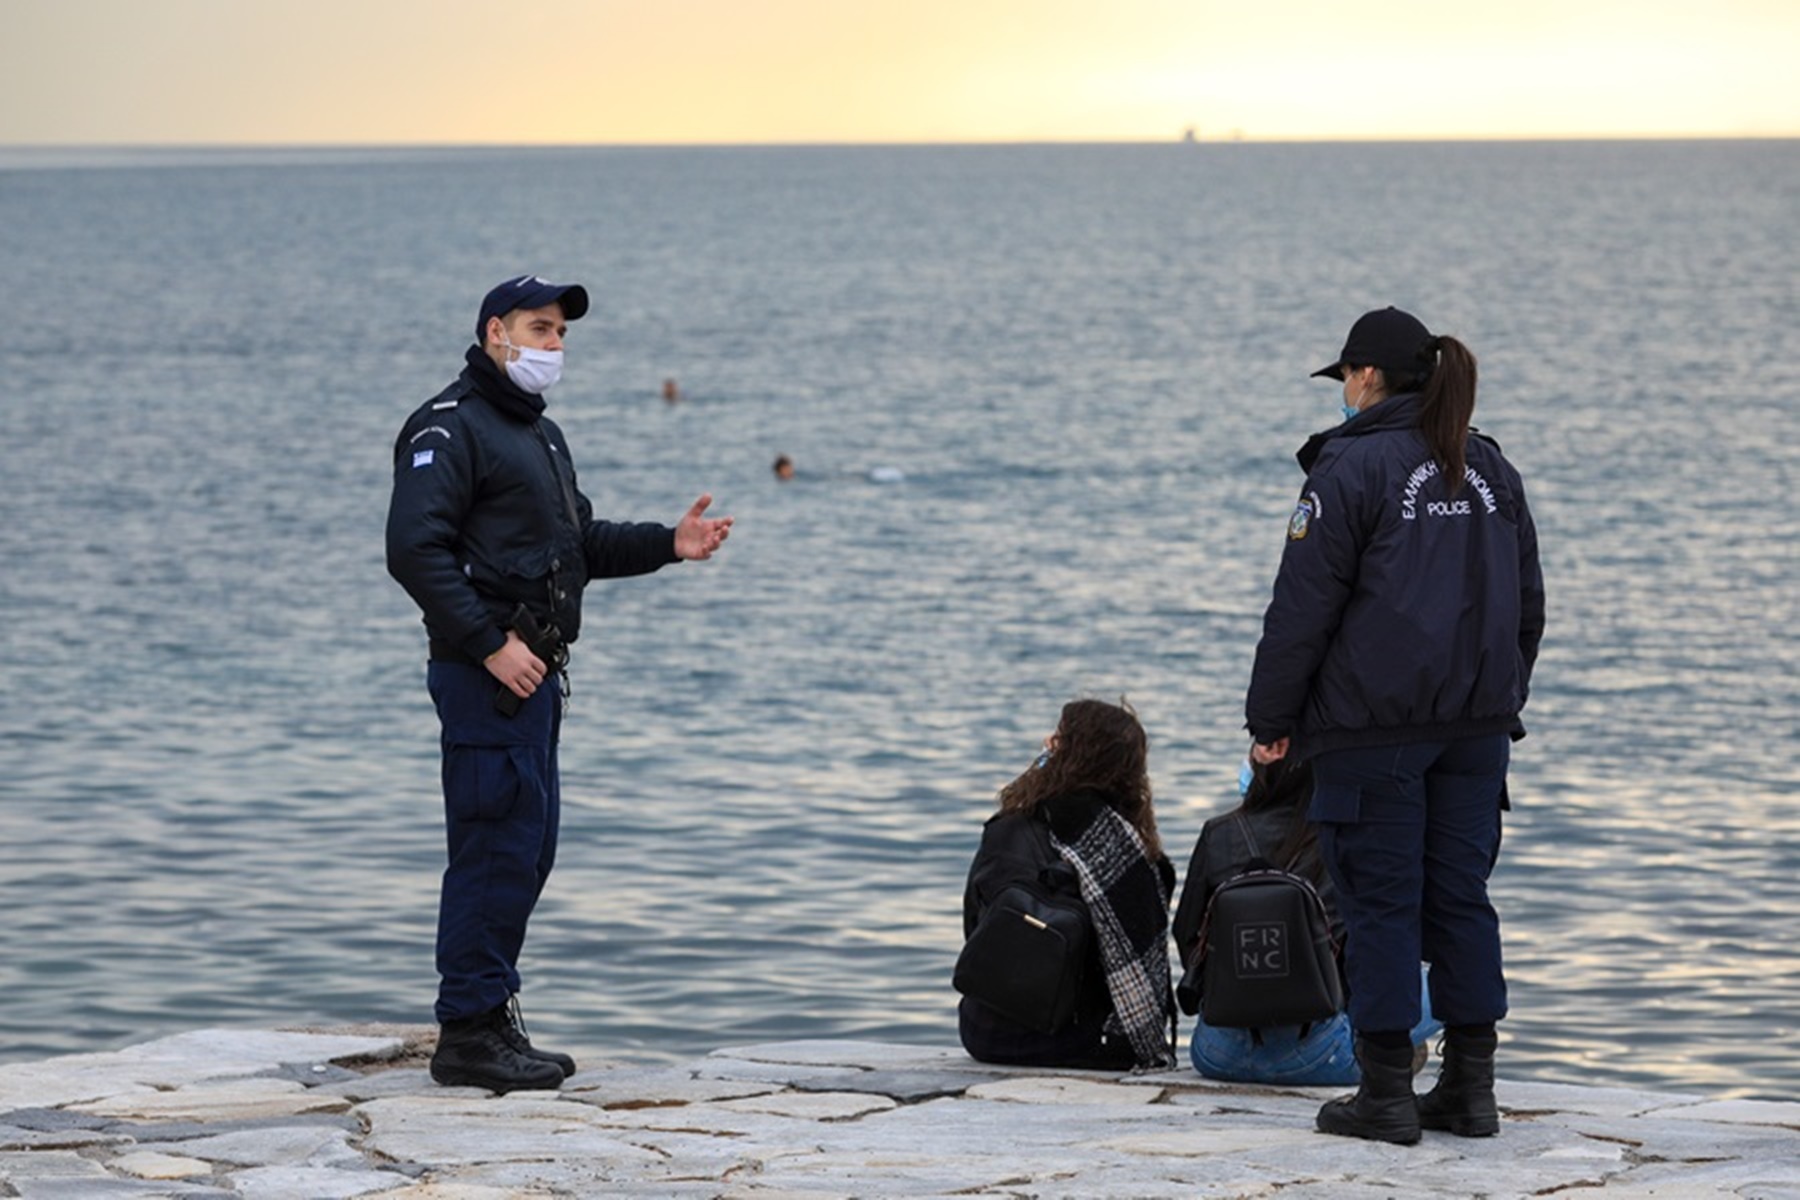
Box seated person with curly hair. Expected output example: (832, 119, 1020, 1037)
(956, 699, 1177, 1071)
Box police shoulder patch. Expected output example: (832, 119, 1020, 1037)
(1287, 489, 1324, 541)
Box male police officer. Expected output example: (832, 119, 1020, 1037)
(387, 274, 731, 1092)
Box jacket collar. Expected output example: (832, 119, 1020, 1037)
(462, 343, 546, 423)
(1296, 390, 1421, 473)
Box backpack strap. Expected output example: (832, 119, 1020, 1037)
(1230, 810, 1265, 864)
(1234, 808, 1310, 875)
(1199, 813, 1265, 952)
(1192, 818, 1257, 989)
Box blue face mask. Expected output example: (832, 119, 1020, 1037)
(1340, 403, 1360, 422)
(1238, 757, 1254, 798)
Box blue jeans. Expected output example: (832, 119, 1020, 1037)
(1189, 966, 1440, 1085)
(1310, 736, 1510, 1034)
(427, 661, 562, 1023)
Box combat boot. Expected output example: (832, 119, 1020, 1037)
(494, 996, 577, 1079)
(430, 1011, 565, 1093)
(1417, 1029, 1499, 1136)
(1316, 1037, 1421, 1144)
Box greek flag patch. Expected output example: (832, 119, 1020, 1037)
(412, 449, 435, 468)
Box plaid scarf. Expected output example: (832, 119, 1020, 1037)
(1050, 805, 1176, 1070)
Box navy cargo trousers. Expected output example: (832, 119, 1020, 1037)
(1308, 735, 1511, 1035)
(426, 660, 562, 1024)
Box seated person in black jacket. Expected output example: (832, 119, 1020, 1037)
(957, 699, 1177, 1071)
(1171, 754, 1438, 1084)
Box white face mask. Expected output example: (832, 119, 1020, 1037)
(500, 335, 563, 394)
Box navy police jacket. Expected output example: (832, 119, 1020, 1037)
(1245, 392, 1545, 758)
(386, 346, 678, 664)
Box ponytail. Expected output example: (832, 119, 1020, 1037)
(1418, 335, 1477, 493)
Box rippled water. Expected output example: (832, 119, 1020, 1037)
(1, 141, 1795, 1100)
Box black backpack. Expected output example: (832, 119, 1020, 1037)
(1177, 813, 1343, 1030)
(952, 879, 1092, 1034)
(954, 809, 1097, 1034)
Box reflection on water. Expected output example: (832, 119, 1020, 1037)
(1497, 780, 1800, 1097)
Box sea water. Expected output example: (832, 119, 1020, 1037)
(0, 141, 1795, 1099)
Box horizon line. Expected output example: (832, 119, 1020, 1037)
(2, 131, 1797, 154)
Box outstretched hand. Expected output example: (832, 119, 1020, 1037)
(674, 493, 733, 561)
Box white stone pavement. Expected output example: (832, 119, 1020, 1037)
(1, 1027, 1797, 1198)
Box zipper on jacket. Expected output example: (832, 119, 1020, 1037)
(532, 424, 583, 530)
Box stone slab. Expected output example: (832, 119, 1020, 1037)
(966, 1074, 1167, 1105)
(110, 1150, 213, 1179)
(2, 1032, 1796, 1197)
(0, 1029, 405, 1112)
(129, 1123, 364, 1169)
(562, 1064, 782, 1109)
(228, 1164, 410, 1200)
(783, 1068, 989, 1102)
(714, 1089, 897, 1120)
(70, 1077, 352, 1122)
(1656, 1096, 1800, 1127)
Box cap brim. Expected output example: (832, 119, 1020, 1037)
(553, 284, 590, 322)
(1311, 361, 1346, 380)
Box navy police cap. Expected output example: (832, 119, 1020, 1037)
(476, 274, 590, 343)
(1312, 306, 1434, 381)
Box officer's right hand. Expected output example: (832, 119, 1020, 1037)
(484, 630, 547, 700)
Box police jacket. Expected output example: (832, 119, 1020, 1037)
(1245, 392, 1545, 757)
(386, 346, 678, 664)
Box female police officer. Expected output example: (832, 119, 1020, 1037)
(1245, 307, 1545, 1143)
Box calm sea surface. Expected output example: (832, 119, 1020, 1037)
(1, 141, 1795, 1100)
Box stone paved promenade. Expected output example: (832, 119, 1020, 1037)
(2, 1027, 1797, 1198)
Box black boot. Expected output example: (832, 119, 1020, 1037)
(430, 1011, 565, 1093)
(494, 996, 578, 1079)
(1417, 1030, 1499, 1137)
(1316, 1037, 1421, 1145)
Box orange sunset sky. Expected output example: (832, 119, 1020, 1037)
(3, 0, 1796, 145)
